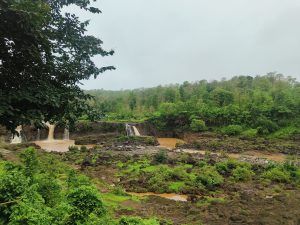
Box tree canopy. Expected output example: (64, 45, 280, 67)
(85, 73, 300, 138)
(0, 0, 114, 131)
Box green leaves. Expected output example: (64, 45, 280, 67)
(0, 0, 115, 131)
(67, 186, 105, 224)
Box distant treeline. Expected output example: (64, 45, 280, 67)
(85, 73, 300, 138)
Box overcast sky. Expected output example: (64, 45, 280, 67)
(69, 0, 300, 90)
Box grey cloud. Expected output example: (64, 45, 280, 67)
(67, 0, 300, 90)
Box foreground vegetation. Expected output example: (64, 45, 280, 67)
(0, 146, 160, 225)
(2, 139, 300, 224)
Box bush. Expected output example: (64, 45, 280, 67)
(196, 166, 224, 189)
(283, 162, 300, 183)
(255, 117, 279, 135)
(263, 167, 290, 183)
(216, 159, 251, 176)
(241, 129, 257, 138)
(222, 125, 243, 136)
(232, 166, 254, 181)
(80, 145, 88, 151)
(35, 174, 61, 207)
(270, 127, 300, 139)
(153, 150, 168, 164)
(147, 166, 171, 192)
(67, 186, 106, 224)
(68, 145, 79, 152)
(190, 119, 207, 132)
(112, 186, 128, 196)
(119, 216, 160, 225)
(168, 182, 185, 193)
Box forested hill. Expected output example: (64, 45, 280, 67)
(85, 73, 300, 138)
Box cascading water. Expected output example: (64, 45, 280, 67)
(132, 126, 141, 136)
(36, 128, 41, 141)
(46, 123, 55, 141)
(11, 125, 23, 144)
(126, 123, 134, 136)
(63, 128, 70, 140)
(126, 124, 141, 136)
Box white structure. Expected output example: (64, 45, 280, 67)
(11, 126, 22, 144)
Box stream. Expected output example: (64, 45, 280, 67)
(34, 140, 94, 152)
(127, 192, 188, 202)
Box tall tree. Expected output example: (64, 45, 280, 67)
(0, 0, 115, 131)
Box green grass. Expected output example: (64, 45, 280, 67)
(101, 192, 140, 210)
(168, 181, 185, 193)
(269, 127, 300, 139)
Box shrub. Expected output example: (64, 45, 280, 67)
(147, 165, 171, 192)
(270, 127, 300, 139)
(216, 159, 250, 176)
(190, 119, 207, 132)
(9, 185, 53, 225)
(153, 150, 168, 164)
(112, 186, 128, 196)
(241, 129, 257, 138)
(67, 186, 106, 224)
(119, 216, 160, 225)
(68, 145, 79, 152)
(232, 166, 254, 181)
(35, 174, 61, 207)
(283, 162, 300, 182)
(20, 147, 39, 178)
(168, 182, 185, 193)
(255, 117, 279, 135)
(80, 146, 88, 151)
(196, 166, 224, 189)
(222, 125, 243, 136)
(263, 167, 290, 183)
(0, 163, 29, 219)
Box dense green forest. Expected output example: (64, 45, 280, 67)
(85, 73, 300, 138)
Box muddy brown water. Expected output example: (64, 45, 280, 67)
(176, 149, 286, 162)
(159, 138, 286, 162)
(35, 137, 287, 162)
(127, 192, 188, 202)
(158, 138, 185, 149)
(34, 140, 94, 152)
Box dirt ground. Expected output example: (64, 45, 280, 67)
(2, 137, 300, 225)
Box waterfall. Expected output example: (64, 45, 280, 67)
(46, 123, 55, 141)
(126, 123, 134, 136)
(36, 128, 41, 141)
(132, 126, 141, 136)
(11, 126, 22, 144)
(126, 124, 141, 136)
(63, 128, 70, 140)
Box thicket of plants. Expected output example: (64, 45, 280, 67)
(118, 151, 300, 194)
(0, 147, 160, 225)
(85, 73, 300, 138)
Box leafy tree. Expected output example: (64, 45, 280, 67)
(67, 186, 105, 224)
(190, 119, 207, 132)
(128, 92, 137, 111)
(0, 163, 29, 222)
(211, 88, 234, 107)
(9, 185, 53, 225)
(20, 147, 39, 179)
(222, 125, 243, 136)
(0, 0, 114, 131)
(86, 73, 300, 137)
